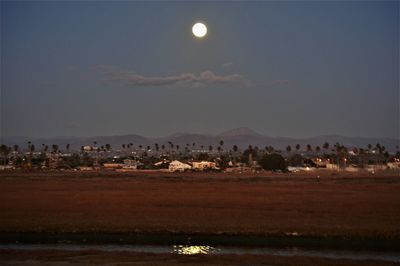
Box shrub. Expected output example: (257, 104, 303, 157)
(258, 153, 287, 171)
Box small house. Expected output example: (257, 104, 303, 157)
(169, 160, 192, 172)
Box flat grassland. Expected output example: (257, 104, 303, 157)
(1, 170, 399, 265)
(0, 170, 399, 238)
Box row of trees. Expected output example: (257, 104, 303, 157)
(1, 140, 394, 155)
(1, 140, 398, 170)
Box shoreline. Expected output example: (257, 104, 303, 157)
(2, 250, 398, 266)
(1, 231, 400, 252)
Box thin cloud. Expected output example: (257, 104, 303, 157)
(94, 65, 251, 88)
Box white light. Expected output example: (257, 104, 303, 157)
(173, 245, 215, 255)
(192, 22, 207, 38)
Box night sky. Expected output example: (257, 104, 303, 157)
(1, 1, 398, 139)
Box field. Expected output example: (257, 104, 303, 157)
(0, 170, 399, 265)
(1, 170, 399, 238)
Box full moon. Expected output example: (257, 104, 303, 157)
(192, 22, 207, 38)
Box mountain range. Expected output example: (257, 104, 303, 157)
(2, 127, 399, 152)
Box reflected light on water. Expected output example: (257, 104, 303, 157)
(172, 245, 216, 255)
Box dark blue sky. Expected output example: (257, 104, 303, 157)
(1, 1, 398, 138)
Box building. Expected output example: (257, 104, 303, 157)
(83, 146, 92, 152)
(123, 159, 138, 169)
(169, 160, 192, 172)
(345, 165, 359, 172)
(387, 161, 400, 170)
(326, 163, 340, 171)
(154, 159, 170, 169)
(192, 161, 217, 171)
(103, 163, 124, 169)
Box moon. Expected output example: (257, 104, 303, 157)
(192, 22, 207, 38)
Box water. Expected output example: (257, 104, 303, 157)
(1, 243, 399, 263)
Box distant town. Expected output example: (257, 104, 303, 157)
(1, 139, 399, 173)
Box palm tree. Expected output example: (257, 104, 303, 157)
(375, 143, 385, 165)
(306, 144, 312, 153)
(209, 145, 213, 152)
(39, 144, 47, 163)
(12, 144, 19, 164)
(366, 144, 373, 165)
(315, 146, 321, 155)
(367, 144, 372, 152)
(375, 143, 381, 153)
(267, 146, 274, 154)
(233, 145, 238, 153)
(27, 141, 31, 154)
(219, 140, 224, 152)
(92, 141, 98, 165)
(50, 144, 58, 167)
(0, 145, 10, 166)
(295, 144, 300, 152)
(27, 141, 32, 167)
(66, 144, 70, 153)
(358, 148, 365, 167)
(248, 145, 254, 165)
(323, 142, 329, 154)
(129, 143, 134, 154)
(105, 144, 111, 151)
(29, 144, 35, 168)
(334, 143, 343, 168)
(52, 144, 59, 153)
(286, 145, 292, 153)
(352, 147, 358, 154)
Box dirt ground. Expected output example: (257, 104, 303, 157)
(1, 250, 398, 266)
(0, 170, 399, 238)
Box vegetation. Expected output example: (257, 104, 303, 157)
(258, 153, 287, 171)
(0, 140, 398, 171)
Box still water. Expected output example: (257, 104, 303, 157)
(1, 244, 399, 263)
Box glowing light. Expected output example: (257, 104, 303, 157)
(173, 245, 215, 255)
(192, 23, 207, 38)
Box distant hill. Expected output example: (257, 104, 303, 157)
(2, 129, 399, 152)
(218, 127, 264, 138)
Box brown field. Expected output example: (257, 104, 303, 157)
(0, 170, 399, 238)
(1, 170, 399, 265)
